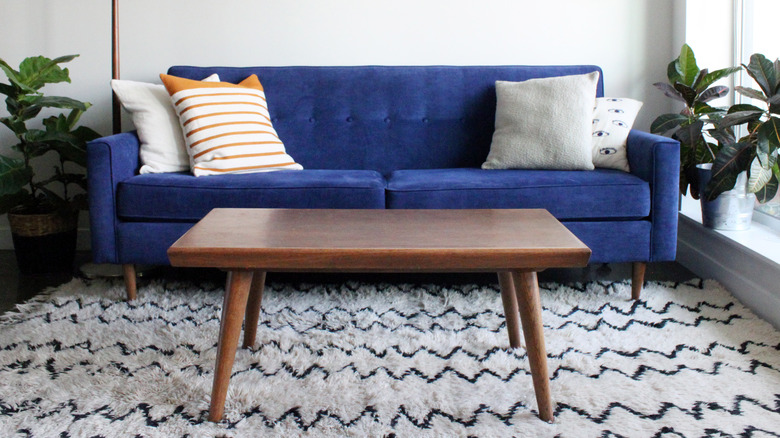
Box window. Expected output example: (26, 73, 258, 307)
(736, 0, 780, 223)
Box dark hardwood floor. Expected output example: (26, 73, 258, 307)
(0, 249, 697, 316)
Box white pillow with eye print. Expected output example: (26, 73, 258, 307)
(591, 97, 642, 172)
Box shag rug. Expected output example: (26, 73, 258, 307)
(0, 277, 779, 437)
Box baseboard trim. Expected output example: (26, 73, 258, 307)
(677, 214, 780, 329)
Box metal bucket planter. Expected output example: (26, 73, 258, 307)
(8, 207, 79, 274)
(696, 163, 755, 230)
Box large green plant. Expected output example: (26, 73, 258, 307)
(0, 54, 100, 215)
(651, 44, 741, 198)
(706, 53, 780, 203)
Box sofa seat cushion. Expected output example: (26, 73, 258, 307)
(117, 170, 386, 221)
(386, 168, 650, 220)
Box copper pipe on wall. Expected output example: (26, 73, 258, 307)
(111, 0, 121, 134)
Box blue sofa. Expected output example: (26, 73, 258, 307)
(87, 65, 680, 299)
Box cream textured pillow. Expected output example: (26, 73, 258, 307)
(482, 71, 600, 170)
(111, 74, 220, 174)
(591, 97, 642, 172)
(160, 74, 303, 176)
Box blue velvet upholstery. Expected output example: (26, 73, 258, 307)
(117, 170, 385, 222)
(168, 65, 604, 176)
(87, 65, 679, 269)
(386, 168, 650, 220)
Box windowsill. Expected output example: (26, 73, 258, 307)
(679, 194, 780, 265)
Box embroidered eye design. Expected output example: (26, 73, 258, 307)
(608, 109, 624, 114)
(593, 130, 610, 137)
(612, 120, 628, 128)
(593, 119, 600, 125)
(606, 98, 623, 102)
(600, 147, 618, 155)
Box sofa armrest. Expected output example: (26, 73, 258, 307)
(626, 129, 680, 262)
(86, 132, 141, 263)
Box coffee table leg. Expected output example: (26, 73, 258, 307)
(511, 270, 553, 423)
(242, 271, 266, 349)
(498, 272, 522, 348)
(209, 270, 254, 423)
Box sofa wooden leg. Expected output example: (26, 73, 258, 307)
(123, 264, 137, 301)
(632, 262, 646, 300)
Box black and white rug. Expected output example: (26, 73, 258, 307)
(1, 277, 779, 437)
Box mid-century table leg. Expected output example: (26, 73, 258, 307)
(511, 270, 554, 423)
(242, 271, 267, 349)
(209, 270, 254, 423)
(498, 272, 522, 348)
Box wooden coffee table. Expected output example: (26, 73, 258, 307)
(168, 208, 590, 423)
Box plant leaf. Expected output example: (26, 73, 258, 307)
(757, 117, 780, 157)
(17, 55, 75, 90)
(653, 82, 687, 104)
(745, 53, 778, 98)
(677, 44, 700, 86)
(719, 110, 764, 129)
(674, 83, 697, 107)
(735, 86, 768, 102)
(696, 66, 742, 93)
(667, 60, 683, 86)
(674, 119, 704, 148)
(692, 68, 708, 91)
(705, 142, 755, 200)
(698, 85, 729, 104)
(0, 155, 32, 196)
(651, 113, 687, 135)
(748, 155, 776, 193)
(755, 173, 779, 203)
(708, 127, 736, 146)
(21, 96, 89, 111)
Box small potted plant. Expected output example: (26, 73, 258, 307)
(651, 44, 741, 199)
(694, 53, 780, 230)
(706, 53, 780, 201)
(0, 54, 100, 274)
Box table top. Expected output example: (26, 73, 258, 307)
(167, 209, 591, 272)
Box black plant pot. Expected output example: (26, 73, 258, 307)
(8, 209, 79, 275)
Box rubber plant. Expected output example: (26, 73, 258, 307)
(706, 53, 780, 203)
(651, 44, 741, 198)
(0, 54, 100, 216)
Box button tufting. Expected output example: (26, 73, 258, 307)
(346, 116, 353, 122)
(309, 117, 315, 123)
(384, 117, 391, 123)
(422, 117, 429, 123)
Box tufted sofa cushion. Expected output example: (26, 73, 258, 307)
(386, 168, 650, 219)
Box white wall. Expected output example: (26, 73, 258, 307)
(0, 0, 680, 250)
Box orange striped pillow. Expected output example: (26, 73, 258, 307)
(160, 74, 303, 176)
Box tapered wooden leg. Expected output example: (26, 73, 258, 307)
(511, 271, 553, 423)
(498, 272, 522, 348)
(123, 264, 137, 301)
(632, 262, 646, 300)
(242, 271, 266, 349)
(209, 270, 254, 423)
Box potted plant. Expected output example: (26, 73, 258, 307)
(705, 53, 780, 204)
(0, 54, 100, 274)
(651, 44, 741, 199)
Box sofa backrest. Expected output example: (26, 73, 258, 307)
(167, 65, 604, 175)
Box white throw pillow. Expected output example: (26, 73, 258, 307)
(111, 73, 220, 174)
(482, 71, 599, 171)
(591, 97, 642, 172)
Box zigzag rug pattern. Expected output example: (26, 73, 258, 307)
(1, 278, 779, 437)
